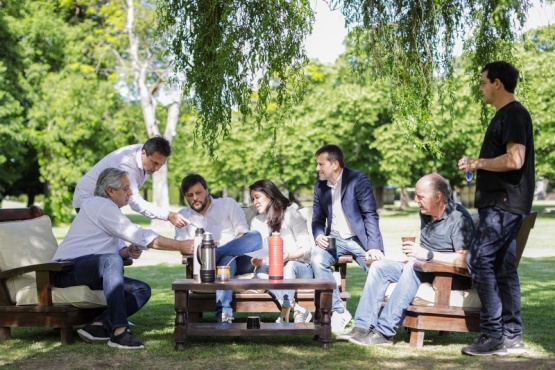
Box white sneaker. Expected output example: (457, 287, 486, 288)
(275, 316, 287, 323)
(219, 312, 234, 323)
(331, 310, 352, 333)
(293, 309, 313, 323)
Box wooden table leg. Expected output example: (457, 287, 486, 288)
(313, 288, 322, 325)
(318, 290, 333, 349)
(174, 289, 189, 350)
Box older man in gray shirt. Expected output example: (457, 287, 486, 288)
(338, 173, 475, 346)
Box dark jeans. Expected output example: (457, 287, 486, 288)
(54, 253, 151, 333)
(466, 206, 525, 339)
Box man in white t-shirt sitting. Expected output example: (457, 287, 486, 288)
(175, 173, 262, 323)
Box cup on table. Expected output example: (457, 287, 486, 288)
(216, 266, 231, 282)
(247, 316, 261, 329)
(327, 236, 336, 252)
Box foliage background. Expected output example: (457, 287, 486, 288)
(0, 1, 554, 223)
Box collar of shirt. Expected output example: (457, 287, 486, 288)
(327, 169, 343, 190)
(421, 199, 456, 225)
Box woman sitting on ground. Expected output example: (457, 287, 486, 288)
(248, 179, 314, 323)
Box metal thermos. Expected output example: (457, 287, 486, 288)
(193, 228, 205, 282)
(268, 232, 284, 280)
(198, 232, 216, 283)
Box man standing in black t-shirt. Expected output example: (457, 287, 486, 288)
(458, 61, 535, 356)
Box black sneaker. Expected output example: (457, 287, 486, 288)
(336, 327, 368, 341)
(349, 329, 393, 346)
(107, 328, 145, 349)
(77, 324, 110, 343)
(462, 334, 508, 356)
(504, 335, 527, 354)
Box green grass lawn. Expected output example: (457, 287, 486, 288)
(1, 204, 555, 369)
(1, 258, 554, 369)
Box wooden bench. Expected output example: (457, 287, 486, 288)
(179, 206, 353, 322)
(0, 206, 105, 344)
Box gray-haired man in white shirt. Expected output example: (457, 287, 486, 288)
(54, 167, 192, 349)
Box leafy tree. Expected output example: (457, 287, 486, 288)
(2, 0, 141, 221)
(517, 25, 555, 183)
(158, 0, 532, 158)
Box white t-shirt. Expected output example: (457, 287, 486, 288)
(53, 197, 159, 261)
(72, 144, 170, 220)
(174, 197, 249, 246)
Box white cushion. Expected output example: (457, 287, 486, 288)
(0, 216, 59, 302)
(385, 282, 481, 310)
(16, 284, 106, 308)
(0, 215, 105, 307)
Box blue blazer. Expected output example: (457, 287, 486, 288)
(312, 167, 384, 252)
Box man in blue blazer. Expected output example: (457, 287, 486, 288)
(311, 144, 385, 333)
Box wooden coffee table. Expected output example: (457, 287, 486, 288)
(172, 278, 336, 350)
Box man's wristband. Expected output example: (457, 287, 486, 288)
(426, 250, 434, 262)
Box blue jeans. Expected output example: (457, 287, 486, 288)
(255, 261, 314, 308)
(311, 235, 368, 313)
(353, 260, 429, 336)
(467, 207, 525, 339)
(355, 259, 471, 337)
(53, 253, 151, 333)
(214, 230, 262, 318)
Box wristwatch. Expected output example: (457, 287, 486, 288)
(426, 250, 434, 262)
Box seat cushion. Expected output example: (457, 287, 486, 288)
(0, 215, 59, 302)
(385, 282, 481, 310)
(16, 284, 106, 308)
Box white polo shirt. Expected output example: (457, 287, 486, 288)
(53, 197, 160, 261)
(72, 144, 170, 220)
(174, 197, 249, 246)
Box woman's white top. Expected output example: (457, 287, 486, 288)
(249, 203, 312, 263)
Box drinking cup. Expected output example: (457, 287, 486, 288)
(247, 316, 261, 329)
(216, 266, 231, 282)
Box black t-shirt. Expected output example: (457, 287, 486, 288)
(474, 101, 535, 214)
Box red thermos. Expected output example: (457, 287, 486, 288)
(268, 232, 284, 280)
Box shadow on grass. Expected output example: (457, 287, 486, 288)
(2, 259, 554, 369)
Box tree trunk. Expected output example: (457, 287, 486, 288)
(374, 186, 384, 210)
(243, 185, 250, 206)
(125, 0, 182, 229)
(400, 187, 410, 210)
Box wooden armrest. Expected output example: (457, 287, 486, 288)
(337, 255, 353, 264)
(0, 261, 74, 281)
(0, 261, 74, 306)
(182, 253, 193, 265)
(412, 261, 470, 278)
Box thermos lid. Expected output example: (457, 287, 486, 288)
(202, 232, 214, 242)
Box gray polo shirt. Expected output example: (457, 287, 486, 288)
(419, 199, 474, 253)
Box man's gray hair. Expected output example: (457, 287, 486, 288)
(431, 174, 453, 203)
(94, 167, 128, 198)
